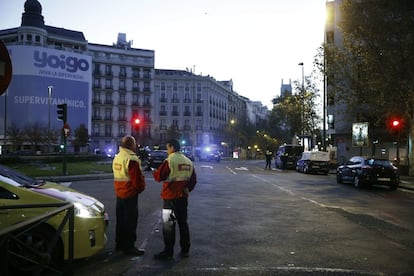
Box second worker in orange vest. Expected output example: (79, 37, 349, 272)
(152, 139, 197, 260)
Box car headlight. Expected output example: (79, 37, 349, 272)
(74, 202, 100, 218)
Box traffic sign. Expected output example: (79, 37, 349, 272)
(63, 123, 71, 138)
(0, 40, 12, 96)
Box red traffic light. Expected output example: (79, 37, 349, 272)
(132, 117, 141, 131)
(391, 119, 401, 128)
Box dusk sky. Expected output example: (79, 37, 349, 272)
(0, 0, 326, 108)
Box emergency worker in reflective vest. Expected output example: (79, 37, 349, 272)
(112, 135, 146, 256)
(152, 139, 197, 260)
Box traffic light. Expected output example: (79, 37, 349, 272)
(391, 119, 400, 129)
(57, 103, 67, 123)
(132, 117, 141, 131)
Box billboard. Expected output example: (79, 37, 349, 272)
(0, 45, 91, 136)
(352, 122, 369, 147)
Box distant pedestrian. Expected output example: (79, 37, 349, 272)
(265, 149, 273, 170)
(152, 139, 197, 260)
(112, 135, 146, 256)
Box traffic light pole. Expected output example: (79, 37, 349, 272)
(57, 103, 68, 175)
(62, 134, 67, 175)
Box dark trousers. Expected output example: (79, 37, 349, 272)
(162, 197, 190, 254)
(265, 159, 271, 169)
(116, 195, 138, 250)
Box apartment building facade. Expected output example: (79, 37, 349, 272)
(153, 69, 248, 148)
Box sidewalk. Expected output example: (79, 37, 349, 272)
(400, 175, 414, 191)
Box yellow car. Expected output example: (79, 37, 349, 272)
(0, 164, 108, 274)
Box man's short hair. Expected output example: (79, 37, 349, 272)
(120, 135, 136, 151)
(167, 139, 181, 152)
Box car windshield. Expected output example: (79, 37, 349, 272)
(284, 146, 304, 156)
(0, 165, 45, 187)
(367, 159, 393, 167)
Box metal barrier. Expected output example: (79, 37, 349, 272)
(0, 202, 75, 275)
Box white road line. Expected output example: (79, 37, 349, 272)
(226, 166, 237, 175)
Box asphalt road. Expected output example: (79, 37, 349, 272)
(68, 160, 414, 276)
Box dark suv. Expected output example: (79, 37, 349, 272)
(275, 144, 304, 170)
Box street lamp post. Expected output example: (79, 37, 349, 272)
(298, 62, 304, 149)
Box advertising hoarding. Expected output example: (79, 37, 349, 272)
(0, 45, 91, 136)
(352, 122, 369, 147)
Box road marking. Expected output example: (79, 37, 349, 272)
(200, 165, 213, 169)
(226, 166, 237, 175)
(235, 167, 248, 171)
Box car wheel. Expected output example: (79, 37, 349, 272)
(353, 175, 362, 188)
(9, 224, 64, 274)
(303, 165, 309, 174)
(336, 173, 343, 183)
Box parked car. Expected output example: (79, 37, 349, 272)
(0, 164, 108, 274)
(182, 150, 195, 161)
(296, 151, 330, 174)
(147, 150, 168, 169)
(275, 144, 304, 170)
(336, 156, 399, 190)
(197, 145, 222, 162)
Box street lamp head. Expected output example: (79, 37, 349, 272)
(298, 62, 304, 66)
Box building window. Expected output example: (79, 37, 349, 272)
(93, 124, 100, 135)
(161, 82, 165, 91)
(184, 106, 191, 116)
(144, 110, 150, 121)
(105, 108, 112, 120)
(105, 79, 112, 89)
(133, 81, 139, 91)
(119, 94, 126, 105)
(144, 95, 150, 105)
(132, 93, 138, 105)
(144, 81, 150, 91)
(172, 92, 179, 102)
(119, 125, 125, 136)
(105, 65, 112, 75)
(27, 34, 32, 41)
(184, 92, 191, 103)
(119, 109, 125, 121)
(119, 80, 126, 90)
(93, 78, 100, 88)
(160, 92, 167, 102)
(172, 120, 178, 129)
(105, 93, 112, 104)
(105, 124, 112, 136)
(197, 83, 201, 92)
(143, 69, 150, 79)
(120, 66, 126, 77)
(173, 82, 178, 91)
(133, 68, 139, 78)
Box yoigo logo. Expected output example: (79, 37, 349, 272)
(34, 51, 89, 73)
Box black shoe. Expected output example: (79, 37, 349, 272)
(154, 251, 173, 260)
(180, 251, 189, 258)
(123, 247, 145, 256)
